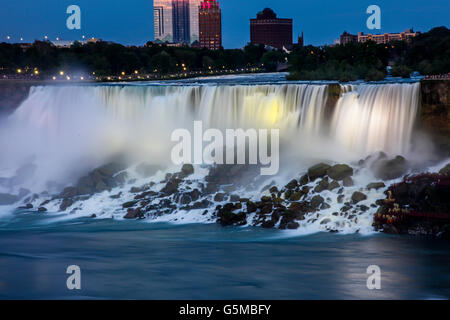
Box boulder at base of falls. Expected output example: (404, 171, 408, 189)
(307, 163, 331, 181)
(310, 195, 324, 209)
(217, 203, 247, 226)
(373, 172, 450, 239)
(372, 155, 409, 180)
(367, 182, 386, 190)
(327, 164, 353, 181)
(124, 208, 144, 219)
(0, 193, 19, 205)
(181, 164, 194, 176)
(351, 191, 367, 203)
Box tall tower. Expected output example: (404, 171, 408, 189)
(172, 0, 191, 43)
(189, 0, 202, 43)
(199, 0, 222, 50)
(154, 0, 173, 43)
(154, 0, 201, 44)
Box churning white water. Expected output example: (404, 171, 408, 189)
(0, 82, 420, 195)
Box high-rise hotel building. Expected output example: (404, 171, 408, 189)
(154, 0, 202, 44)
(250, 8, 293, 50)
(198, 0, 222, 50)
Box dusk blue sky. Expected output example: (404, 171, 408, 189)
(1, 0, 449, 48)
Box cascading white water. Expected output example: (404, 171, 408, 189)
(0, 82, 420, 195)
(331, 83, 420, 155)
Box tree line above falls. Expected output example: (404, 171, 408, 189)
(0, 26, 448, 82)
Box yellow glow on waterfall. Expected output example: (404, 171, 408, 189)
(265, 100, 280, 125)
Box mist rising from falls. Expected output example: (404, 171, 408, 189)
(0, 82, 421, 194)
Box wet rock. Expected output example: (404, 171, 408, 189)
(191, 199, 212, 209)
(314, 178, 329, 193)
(289, 192, 303, 201)
(343, 177, 354, 187)
(134, 190, 158, 200)
(188, 189, 201, 201)
(286, 221, 300, 229)
(97, 163, 125, 177)
(320, 203, 331, 210)
(229, 194, 240, 202)
(260, 203, 273, 214)
(320, 218, 331, 225)
(246, 201, 257, 213)
(327, 164, 353, 181)
(328, 180, 340, 191)
(60, 187, 78, 198)
(110, 192, 122, 199)
(289, 202, 310, 214)
(285, 179, 298, 190)
(179, 194, 192, 205)
(308, 163, 331, 181)
(59, 198, 74, 211)
(181, 164, 194, 176)
(261, 220, 275, 228)
(373, 155, 409, 180)
(0, 193, 19, 205)
(299, 174, 309, 185)
(122, 200, 138, 209)
(367, 182, 386, 190)
(284, 189, 292, 199)
(279, 210, 304, 229)
(261, 196, 272, 202)
(351, 191, 367, 203)
(311, 195, 324, 209)
(214, 193, 226, 202)
(38, 207, 47, 212)
(160, 179, 181, 195)
(90, 214, 97, 218)
(337, 195, 345, 203)
(269, 186, 279, 194)
(217, 207, 247, 226)
(124, 208, 143, 219)
(18, 203, 33, 209)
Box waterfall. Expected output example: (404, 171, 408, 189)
(0, 82, 420, 193)
(331, 82, 420, 155)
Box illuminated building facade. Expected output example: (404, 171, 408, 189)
(339, 29, 420, 45)
(250, 8, 293, 50)
(153, 0, 202, 44)
(199, 0, 222, 50)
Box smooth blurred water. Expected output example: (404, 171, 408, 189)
(0, 214, 449, 300)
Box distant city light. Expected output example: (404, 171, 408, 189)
(7, 36, 11, 40)
(59, 71, 64, 75)
(17, 68, 22, 73)
(52, 76, 56, 80)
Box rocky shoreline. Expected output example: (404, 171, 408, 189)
(3, 152, 448, 239)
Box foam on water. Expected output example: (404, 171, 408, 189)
(0, 79, 436, 234)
